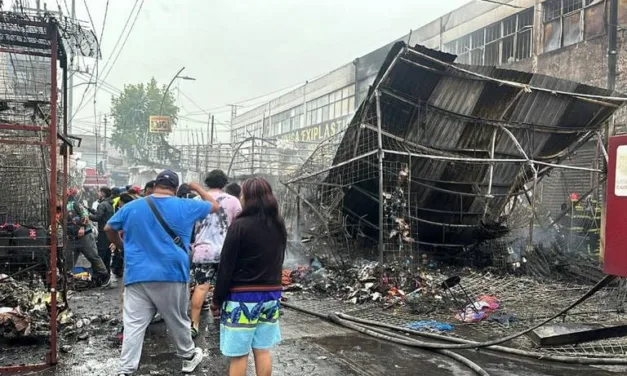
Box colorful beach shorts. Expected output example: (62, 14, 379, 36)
(191, 262, 218, 286)
(219, 291, 282, 357)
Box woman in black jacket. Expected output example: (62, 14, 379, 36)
(211, 177, 286, 376)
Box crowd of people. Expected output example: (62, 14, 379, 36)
(64, 169, 286, 376)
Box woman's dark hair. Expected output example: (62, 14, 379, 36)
(224, 182, 241, 198)
(177, 183, 197, 199)
(239, 177, 287, 247)
(204, 169, 229, 189)
(119, 193, 136, 204)
(100, 187, 112, 198)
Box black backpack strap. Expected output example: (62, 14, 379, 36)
(145, 196, 186, 251)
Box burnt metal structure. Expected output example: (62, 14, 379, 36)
(0, 10, 98, 372)
(284, 42, 626, 265)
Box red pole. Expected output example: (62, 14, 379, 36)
(48, 22, 59, 366)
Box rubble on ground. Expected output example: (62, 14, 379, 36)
(282, 257, 475, 312)
(0, 274, 52, 339)
(0, 274, 93, 341)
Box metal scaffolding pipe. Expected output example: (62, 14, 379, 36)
(284, 150, 378, 184)
(484, 128, 498, 218)
(375, 91, 385, 266)
(48, 21, 59, 366)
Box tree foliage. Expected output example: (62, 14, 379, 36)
(109, 78, 179, 160)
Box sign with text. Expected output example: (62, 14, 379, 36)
(149, 115, 172, 134)
(280, 115, 351, 142)
(615, 145, 627, 196)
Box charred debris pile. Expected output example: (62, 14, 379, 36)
(283, 42, 626, 284)
(280, 41, 624, 309)
(0, 274, 116, 348)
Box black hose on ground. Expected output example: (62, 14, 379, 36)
(283, 274, 627, 365)
(335, 312, 627, 363)
(335, 315, 491, 376)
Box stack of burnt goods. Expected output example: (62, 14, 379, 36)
(0, 222, 50, 278)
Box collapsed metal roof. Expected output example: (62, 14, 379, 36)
(316, 41, 626, 248)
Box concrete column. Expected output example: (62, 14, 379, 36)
(532, 0, 543, 73)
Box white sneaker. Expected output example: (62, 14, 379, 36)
(150, 312, 163, 324)
(182, 347, 203, 373)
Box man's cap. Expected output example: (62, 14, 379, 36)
(127, 185, 142, 194)
(155, 170, 179, 189)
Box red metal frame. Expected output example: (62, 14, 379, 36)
(0, 123, 46, 131)
(0, 21, 61, 373)
(0, 139, 48, 145)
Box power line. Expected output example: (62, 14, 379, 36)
(99, 0, 139, 79)
(59, 0, 71, 15)
(81, 0, 144, 114)
(71, 0, 140, 120)
(182, 70, 330, 117)
(182, 82, 304, 116)
(100, 0, 144, 84)
(72, 0, 102, 118)
(177, 88, 208, 115)
(478, 0, 524, 8)
(97, 0, 110, 48)
(84, 0, 110, 171)
(76, 71, 121, 94)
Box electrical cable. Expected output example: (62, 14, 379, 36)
(71, 0, 140, 120)
(346, 320, 490, 376)
(283, 274, 627, 365)
(178, 88, 208, 115)
(183, 71, 329, 116)
(97, 0, 110, 48)
(75, 72, 121, 94)
(99, 0, 144, 84)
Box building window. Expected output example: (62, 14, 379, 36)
(232, 126, 246, 143)
(543, 0, 606, 53)
(306, 85, 355, 127)
(443, 7, 534, 66)
(267, 105, 304, 137)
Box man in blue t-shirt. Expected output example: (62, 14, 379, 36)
(105, 170, 218, 376)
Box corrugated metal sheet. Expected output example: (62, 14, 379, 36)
(540, 140, 602, 216)
(326, 42, 625, 247)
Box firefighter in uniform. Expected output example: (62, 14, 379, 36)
(560, 193, 598, 256)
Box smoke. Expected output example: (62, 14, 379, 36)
(284, 240, 310, 268)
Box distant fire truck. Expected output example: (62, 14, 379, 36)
(82, 167, 111, 188)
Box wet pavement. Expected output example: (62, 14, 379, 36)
(4, 287, 627, 376)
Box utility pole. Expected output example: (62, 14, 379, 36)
(228, 104, 242, 120)
(68, 0, 76, 134)
(210, 115, 215, 145)
(103, 114, 108, 173)
(204, 114, 211, 172)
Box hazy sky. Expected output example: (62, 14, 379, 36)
(11, 0, 471, 142)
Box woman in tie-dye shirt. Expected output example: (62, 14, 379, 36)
(189, 170, 241, 337)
